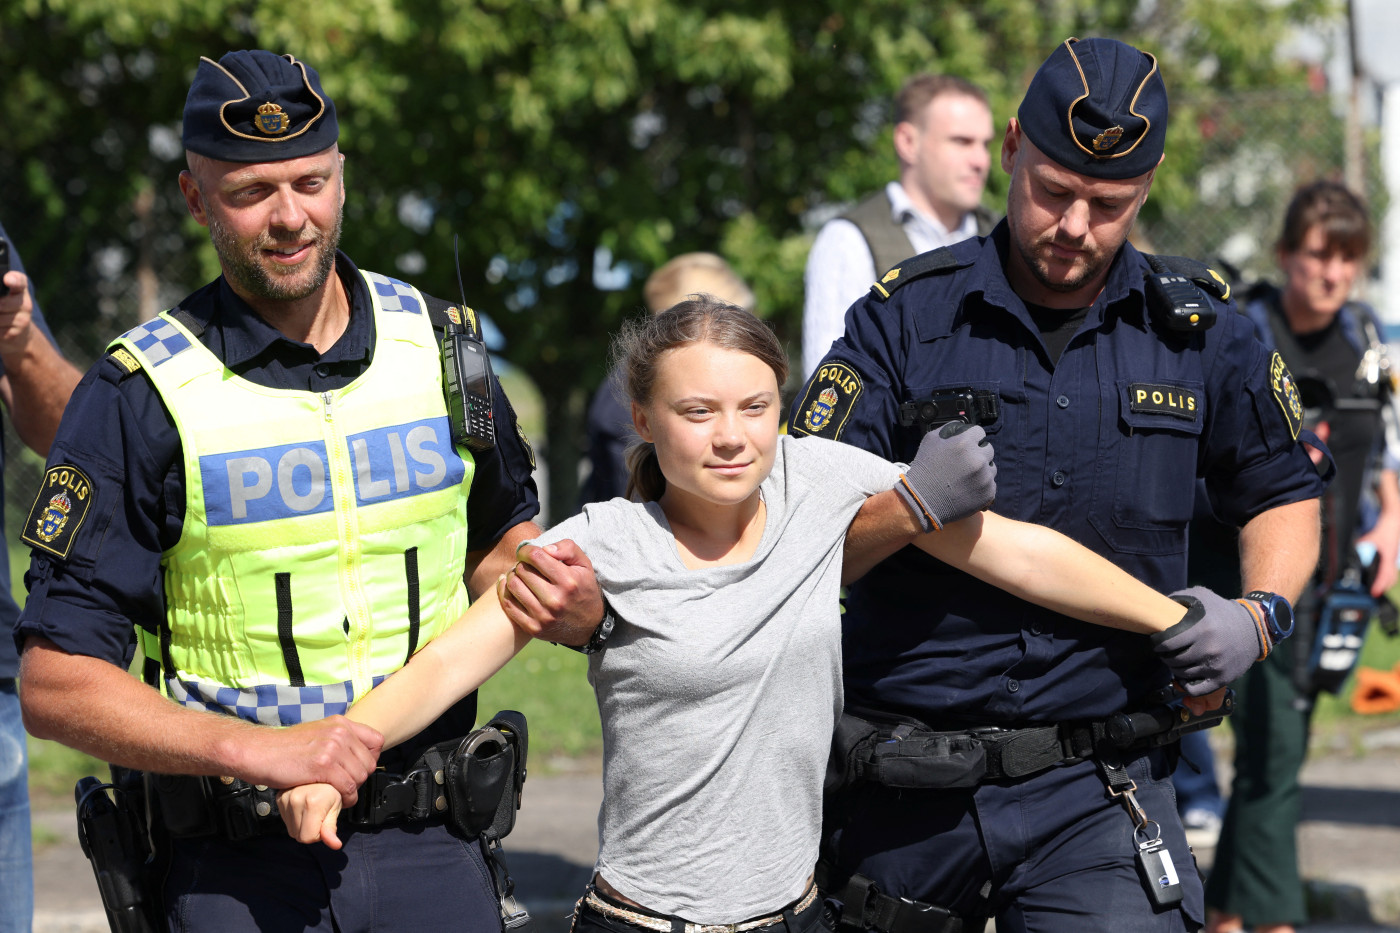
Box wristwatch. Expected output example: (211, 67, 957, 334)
(1241, 590, 1295, 644)
(560, 600, 617, 655)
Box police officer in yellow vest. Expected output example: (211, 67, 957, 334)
(15, 50, 604, 931)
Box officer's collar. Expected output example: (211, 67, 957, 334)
(209, 251, 374, 369)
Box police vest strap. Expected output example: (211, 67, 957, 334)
(1143, 253, 1231, 303)
(869, 248, 972, 301)
(834, 874, 970, 933)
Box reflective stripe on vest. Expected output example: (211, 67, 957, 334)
(113, 270, 474, 724)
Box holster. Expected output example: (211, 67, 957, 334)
(827, 708, 987, 793)
(444, 709, 529, 842)
(75, 767, 167, 933)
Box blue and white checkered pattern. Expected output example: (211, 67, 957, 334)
(119, 317, 193, 367)
(364, 271, 423, 314)
(167, 673, 388, 725)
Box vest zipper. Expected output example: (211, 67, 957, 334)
(322, 390, 375, 701)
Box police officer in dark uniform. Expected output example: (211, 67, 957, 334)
(16, 50, 602, 931)
(793, 38, 1325, 933)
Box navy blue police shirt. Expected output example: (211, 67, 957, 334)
(790, 225, 1325, 725)
(15, 253, 539, 758)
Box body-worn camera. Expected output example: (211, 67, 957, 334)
(898, 388, 999, 433)
(1145, 272, 1216, 333)
(442, 310, 496, 453)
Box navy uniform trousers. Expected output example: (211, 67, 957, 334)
(164, 820, 501, 932)
(831, 747, 1202, 933)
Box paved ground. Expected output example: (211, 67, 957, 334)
(29, 737, 1400, 933)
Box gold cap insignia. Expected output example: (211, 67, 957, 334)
(1092, 126, 1125, 151)
(256, 101, 291, 136)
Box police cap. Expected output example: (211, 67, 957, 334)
(182, 50, 338, 162)
(1017, 37, 1167, 180)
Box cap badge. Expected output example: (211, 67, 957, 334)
(1092, 126, 1125, 151)
(256, 101, 291, 136)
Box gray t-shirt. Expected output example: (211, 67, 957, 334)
(534, 434, 902, 922)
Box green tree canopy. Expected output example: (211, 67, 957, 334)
(0, 0, 1338, 519)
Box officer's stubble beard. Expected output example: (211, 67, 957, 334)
(205, 197, 344, 306)
(1005, 171, 1138, 302)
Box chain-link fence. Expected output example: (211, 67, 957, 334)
(2, 85, 1383, 560)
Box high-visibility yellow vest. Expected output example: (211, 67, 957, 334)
(111, 270, 474, 724)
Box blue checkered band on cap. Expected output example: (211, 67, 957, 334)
(166, 673, 388, 725)
(120, 317, 193, 367)
(1017, 37, 1168, 180)
(364, 271, 424, 314)
(183, 50, 339, 162)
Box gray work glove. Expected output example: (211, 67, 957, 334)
(1152, 586, 1272, 696)
(894, 422, 997, 532)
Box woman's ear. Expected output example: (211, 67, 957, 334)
(632, 400, 653, 443)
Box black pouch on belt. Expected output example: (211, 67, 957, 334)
(834, 708, 988, 790)
(445, 709, 529, 841)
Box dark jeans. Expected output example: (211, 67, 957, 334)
(572, 885, 830, 933)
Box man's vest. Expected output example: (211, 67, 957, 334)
(840, 189, 998, 278)
(110, 270, 474, 725)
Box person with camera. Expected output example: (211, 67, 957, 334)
(0, 222, 82, 933)
(793, 37, 1326, 933)
(14, 49, 601, 930)
(1201, 181, 1400, 933)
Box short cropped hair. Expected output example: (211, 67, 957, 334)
(895, 74, 990, 128)
(642, 252, 755, 315)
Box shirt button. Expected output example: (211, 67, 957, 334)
(1051, 471, 1066, 487)
(314, 363, 332, 377)
(1057, 395, 1070, 408)
(1007, 679, 1021, 693)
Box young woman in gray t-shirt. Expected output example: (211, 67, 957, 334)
(278, 298, 1218, 929)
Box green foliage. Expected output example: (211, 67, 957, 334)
(477, 639, 602, 764)
(0, 0, 1348, 518)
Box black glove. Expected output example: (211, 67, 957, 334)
(894, 422, 996, 532)
(1152, 586, 1272, 696)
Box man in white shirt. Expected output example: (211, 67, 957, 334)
(802, 75, 995, 379)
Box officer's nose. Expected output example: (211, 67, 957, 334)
(267, 188, 308, 233)
(1058, 199, 1090, 241)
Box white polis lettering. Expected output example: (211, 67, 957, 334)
(277, 447, 327, 512)
(226, 457, 273, 520)
(406, 425, 447, 488)
(352, 422, 452, 503)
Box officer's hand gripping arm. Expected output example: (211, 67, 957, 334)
(894, 422, 997, 532)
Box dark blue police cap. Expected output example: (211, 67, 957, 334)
(182, 50, 338, 162)
(1017, 37, 1167, 180)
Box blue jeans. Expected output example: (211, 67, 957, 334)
(0, 680, 33, 933)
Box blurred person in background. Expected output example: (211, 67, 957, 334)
(801, 74, 996, 380)
(578, 252, 754, 505)
(0, 219, 83, 933)
(1204, 180, 1400, 933)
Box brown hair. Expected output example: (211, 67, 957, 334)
(1278, 180, 1371, 259)
(895, 74, 989, 127)
(642, 252, 755, 315)
(615, 295, 788, 502)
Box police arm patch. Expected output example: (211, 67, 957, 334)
(1268, 351, 1303, 440)
(1128, 383, 1201, 421)
(21, 464, 94, 559)
(791, 360, 863, 438)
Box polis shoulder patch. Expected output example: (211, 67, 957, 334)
(791, 360, 863, 438)
(1128, 383, 1201, 421)
(21, 465, 95, 559)
(869, 248, 969, 301)
(516, 424, 536, 470)
(1268, 351, 1303, 440)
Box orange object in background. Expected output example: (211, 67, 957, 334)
(1350, 664, 1400, 714)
